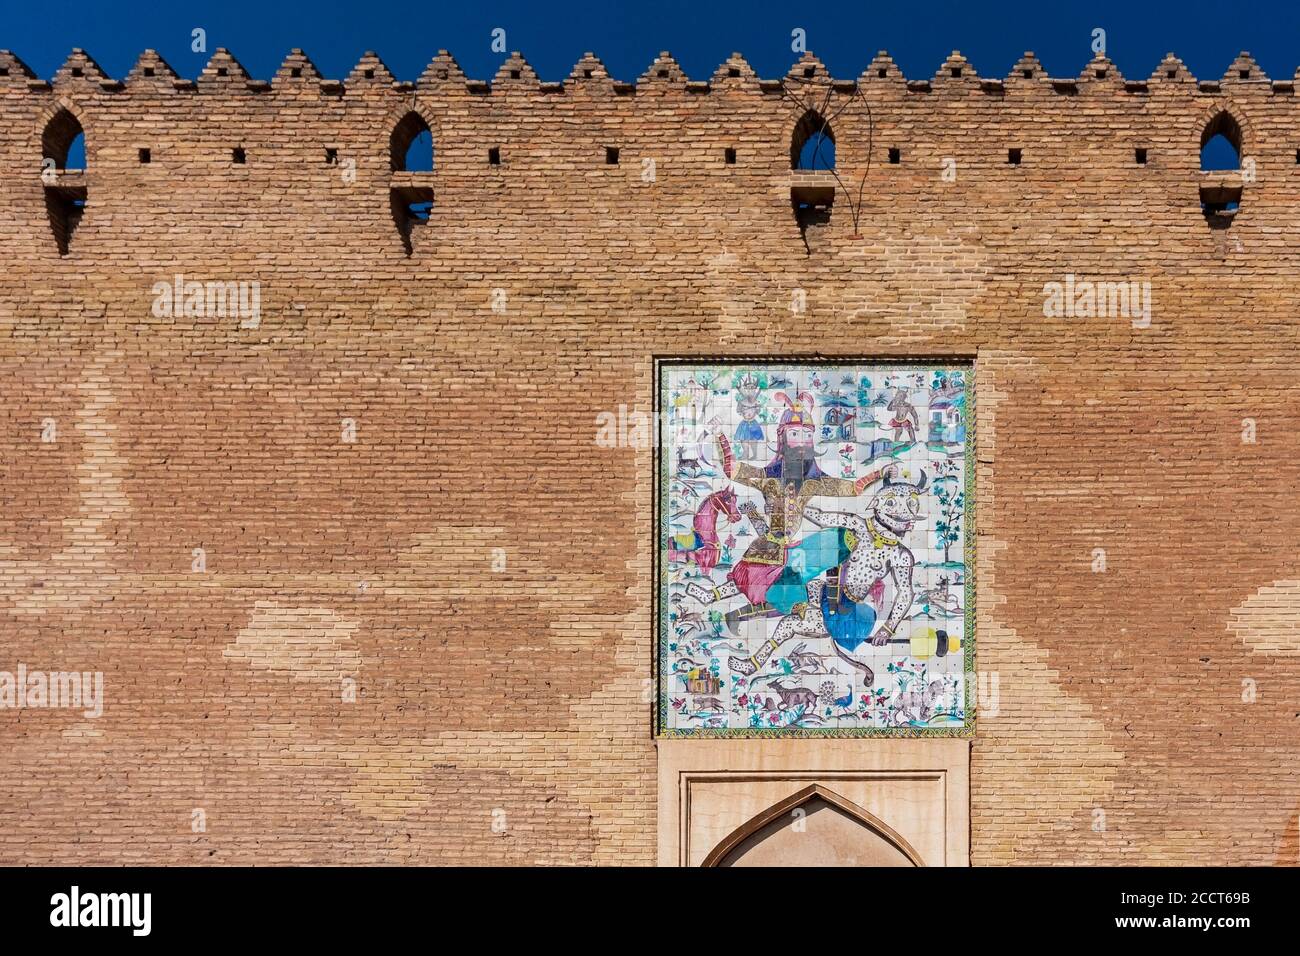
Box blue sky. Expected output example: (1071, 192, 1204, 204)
(3, 0, 1299, 85)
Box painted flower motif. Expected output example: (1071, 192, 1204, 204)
(738, 694, 749, 707)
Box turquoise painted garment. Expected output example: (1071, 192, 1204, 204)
(765, 527, 852, 614)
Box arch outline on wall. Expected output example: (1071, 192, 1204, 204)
(699, 783, 927, 867)
(1193, 97, 1254, 156)
(37, 98, 88, 167)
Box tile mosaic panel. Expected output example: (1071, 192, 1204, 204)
(657, 361, 974, 736)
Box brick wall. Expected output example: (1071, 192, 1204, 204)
(1, 44, 1298, 864)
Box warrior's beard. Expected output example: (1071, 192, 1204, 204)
(780, 444, 814, 482)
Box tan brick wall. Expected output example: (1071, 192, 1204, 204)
(1, 46, 1298, 864)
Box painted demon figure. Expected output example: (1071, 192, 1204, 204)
(728, 467, 926, 685)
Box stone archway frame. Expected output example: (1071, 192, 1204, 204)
(656, 738, 970, 866)
(700, 782, 926, 867)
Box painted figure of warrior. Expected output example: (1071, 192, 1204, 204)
(728, 468, 927, 684)
(686, 392, 890, 615)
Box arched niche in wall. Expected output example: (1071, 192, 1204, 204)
(388, 110, 435, 256)
(41, 106, 87, 255)
(1199, 109, 1245, 229)
(789, 110, 836, 252)
(701, 784, 925, 868)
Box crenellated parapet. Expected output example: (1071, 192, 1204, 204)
(1, 46, 1296, 259)
(0, 46, 1293, 98)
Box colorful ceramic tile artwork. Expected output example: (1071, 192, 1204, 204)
(657, 361, 974, 736)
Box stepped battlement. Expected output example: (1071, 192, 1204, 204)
(0, 47, 1292, 98)
(0, 45, 1292, 263)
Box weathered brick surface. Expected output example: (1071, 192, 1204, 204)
(1, 46, 1298, 864)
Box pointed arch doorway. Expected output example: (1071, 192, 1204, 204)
(656, 739, 969, 866)
(702, 784, 924, 867)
